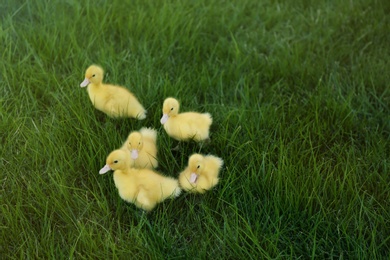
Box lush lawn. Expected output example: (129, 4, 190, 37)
(1, 0, 389, 258)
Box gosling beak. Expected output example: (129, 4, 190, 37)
(131, 149, 139, 160)
(99, 164, 111, 174)
(189, 173, 198, 183)
(160, 114, 169, 124)
(80, 78, 90, 87)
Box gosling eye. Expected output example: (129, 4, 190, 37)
(170, 107, 174, 111)
(138, 142, 141, 145)
(92, 74, 96, 77)
(197, 165, 200, 169)
(114, 160, 118, 164)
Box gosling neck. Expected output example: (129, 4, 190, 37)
(89, 81, 102, 88)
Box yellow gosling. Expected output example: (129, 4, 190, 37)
(160, 97, 212, 142)
(80, 65, 146, 119)
(121, 127, 158, 169)
(99, 150, 181, 211)
(179, 153, 223, 194)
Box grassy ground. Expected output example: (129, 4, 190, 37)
(1, 0, 389, 258)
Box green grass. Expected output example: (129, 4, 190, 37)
(1, 0, 389, 258)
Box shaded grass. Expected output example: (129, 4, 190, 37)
(1, 0, 390, 258)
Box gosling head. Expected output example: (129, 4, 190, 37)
(126, 132, 143, 160)
(80, 65, 104, 87)
(161, 97, 180, 124)
(188, 154, 205, 183)
(99, 150, 128, 174)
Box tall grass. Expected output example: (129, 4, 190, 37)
(1, 0, 389, 258)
